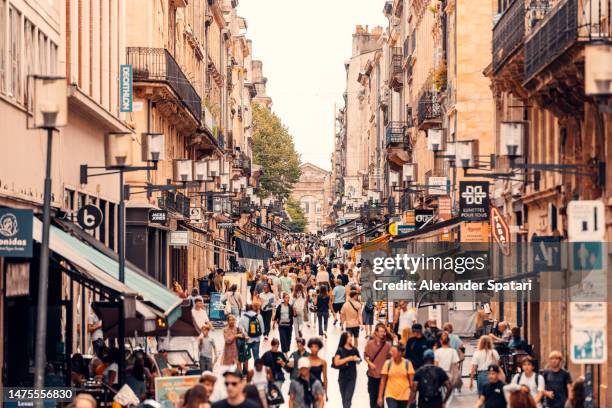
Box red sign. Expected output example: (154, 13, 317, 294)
(491, 206, 510, 255)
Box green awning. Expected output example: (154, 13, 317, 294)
(34, 218, 182, 326)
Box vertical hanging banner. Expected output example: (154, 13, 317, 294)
(120, 64, 133, 112)
(491, 206, 510, 255)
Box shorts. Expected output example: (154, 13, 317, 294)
(362, 310, 374, 325)
(333, 303, 343, 313)
(347, 326, 360, 338)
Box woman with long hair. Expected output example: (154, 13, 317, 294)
(316, 285, 331, 337)
(222, 314, 245, 371)
(292, 283, 307, 338)
(333, 332, 361, 408)
(565, 378, 585, 408)
(223, 284, 243, 317)
(182, 384, 210, 408)
(470, 335, 501, 394)
(244, 384, 265, 407)
(507, 388, 537, 408)
(273, 292, 294, 353)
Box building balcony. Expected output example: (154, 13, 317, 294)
(233, 152, 252, 175)
(127, 47, 202, 123)
(524, 0, 611, 83)
(385, 121, 407, 147)
(389, 47, 403, 91)
(417, 92, 442, 129)
(492, 0, 526, 73)
(158, 191, 191, 218)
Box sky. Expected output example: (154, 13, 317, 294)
(239, 0, 387, 171)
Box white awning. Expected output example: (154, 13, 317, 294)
(321, 232, 337, 240)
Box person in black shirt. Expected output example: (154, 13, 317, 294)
(333, 331, 361, 408)
(212, 368, 259, 408)
(405, 324, 429, 370)
(261, 338, 288, 391)
(477, 364, 507, 408)
(410, 349, 451, 408)
(542, 351, 572, 408)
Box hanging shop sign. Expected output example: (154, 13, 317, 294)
(459, 181, 489, 221)
(77, 204, 103, 230)
(438, 196, 452, 220)
(0, 208, 33, 258)
(415, 209, 434, 230)
(119, 64, 133, 112)
(460, 222, 490, 243)
(491, 206, 510, 255)
(189, 207, 203, 223)
(427, 176, 449, 196)
(170, 230, 189, 246)
(149, 209, 168, 224)
(570, 302, 607, 364)
(218, 222, 238, 229)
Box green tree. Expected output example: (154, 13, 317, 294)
(286, 198, 308, 233)
(252, 104, 301, 200)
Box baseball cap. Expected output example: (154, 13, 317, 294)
(223, 367, 244, 379)
(194, 296, 204, 303)
(297, 357, 311, 369)
(200, 370, 217, 382)
(412, 323, 423, 331)
(487, 364, 501, 373)
(423, 349, 435, 360)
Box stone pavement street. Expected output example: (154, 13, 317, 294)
(209, 317, 480, 408)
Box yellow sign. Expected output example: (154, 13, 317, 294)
(461, 222, 490, 243)
(388, 222, 398, 236)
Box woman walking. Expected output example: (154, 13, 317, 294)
(222, 314, 246, 371)
(292, 284, 307, 339)
(259, 283, 275, 341)
(333, 332, 361, 408)
(273, 292, 294, 353)
(434, 332, 461, 401)
(307, 337, 328, 400)
(470, 335, 501, 394)
(377, 344, 414, 408)
(223, 284, 243, 317)
(316, 285, 331, 337)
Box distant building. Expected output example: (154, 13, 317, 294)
(291, 163, 331, 233)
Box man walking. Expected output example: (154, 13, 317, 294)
(364, 323, 392, 408)
(212, 368, 258, 408)
(239, 304, 264, 369)
(340, 290, 363, 347)
(405, 324, 429, 370)
(289, 357, 325, 408)
(542, 351, 572, 408)
(410, 350, 452, 408)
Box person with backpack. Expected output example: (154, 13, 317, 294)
(409, 349, 451, 408)
(507, 357, 545, 407)
(273, 293, 294, 353)
(289, 357, 325, 408)
(405, 324, 429, 371)
(364, 323, 392, 407)
(340, 290, 363, 347)
(362, 298, 375, 339)
(377, 344, 414, 408)
(239, 304, 265, 370)
(541, 351, 572, 408)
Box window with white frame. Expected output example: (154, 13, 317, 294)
(49, 41, 58, 75)
(8, 5, 21, 102)
(24, 18, 35, 110)
(38, 31, 48, 76)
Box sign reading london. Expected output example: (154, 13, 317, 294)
(0, 209, 33, 258)
(459, 181, 489, 221)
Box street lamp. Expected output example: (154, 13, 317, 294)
(585, 42, 612, 96)
(427, 129, 445, 152)
(173, 159, 194, 182)
(500, 122, 524, 158)
(31, 75, 68, 393)
(454, 140, 479, 169)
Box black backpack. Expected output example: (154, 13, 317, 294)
(418, 365, 443, 401)
(247, 314, 262, 337)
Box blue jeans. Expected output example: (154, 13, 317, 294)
(477, 370, 489, 395)
(386, 398, 408, 408)
(248, 341, 260, 361)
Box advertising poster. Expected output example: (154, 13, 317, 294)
(155, 375, 200, 408)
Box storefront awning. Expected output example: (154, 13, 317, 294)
(92, 300, 160, 338)
(36, 218, 182, 326)
(393, 217, 462, 242)
(235, 237, 273, 261)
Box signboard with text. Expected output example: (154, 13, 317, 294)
(570, 302, 607, 364)
(0, 209, 33, 258)
(460, 222, 490, 243)
(490, 206, 510, 255)
(149, 209, 168, 224)
(170, 231, 189, 246)
(120, 64, 133, 112)
(427, 176, 449, 196)
(415, 209, 434, 230)
(459, 181, 489, 221)
(155, 375, 200, 408)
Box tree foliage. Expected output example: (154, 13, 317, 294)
(251, 104, 301, 200)
(286, 197, 308, 233)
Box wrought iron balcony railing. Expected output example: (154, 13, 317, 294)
(492, 0, 526, 72)
(158, 191, 191, 218)
(417, 92, 442, 126)
(127, 47, 202, 122)
(525, 0, 611, 82)
(385, 121, 407, 146)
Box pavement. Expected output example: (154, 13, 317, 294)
(208, 316, 480, 407)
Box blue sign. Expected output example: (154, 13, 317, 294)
(572, 242, 604, 271)
(120, 64, 133, 112)
(208, 292, 226, 321)
(532, 236, 562, 272)
(0, 209, 33, 258)
(397, 224, 415, 234)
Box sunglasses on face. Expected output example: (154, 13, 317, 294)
(225, 381, 240, 387)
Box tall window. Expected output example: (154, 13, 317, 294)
(38, 31, 48, 75)
(8, 6, 21, 101)
(24, 19, 34, 110)
(49, 41, 58, 75)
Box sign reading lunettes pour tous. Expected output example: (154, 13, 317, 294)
(77, 205, 103, 230)
(0, 209, 33, 258)
(459, 181, 489, 221)
(149, 209, 168, 224)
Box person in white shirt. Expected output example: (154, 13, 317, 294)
(505, 357, 545, 407)
(394, 301, 417, 340)
(470, 335, 501, 395)
(434, 332, 460, 372)
(191, 296, 211, 333)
